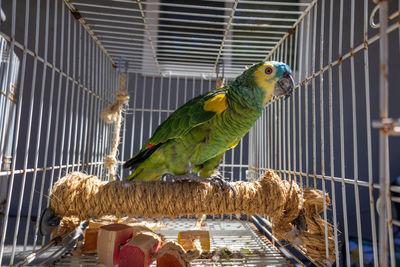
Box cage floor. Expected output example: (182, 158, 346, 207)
(53, 219, 292, 266)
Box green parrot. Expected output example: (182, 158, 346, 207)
(124, 61, 294, 184)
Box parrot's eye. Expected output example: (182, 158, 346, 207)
(264, 67, 273, 75)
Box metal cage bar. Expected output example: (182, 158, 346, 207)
(0, 0, 118, 265)
(258, 0, 400, 266)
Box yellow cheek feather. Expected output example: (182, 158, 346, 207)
(203, 94, 227, 113)
(253, 63, 277, 106)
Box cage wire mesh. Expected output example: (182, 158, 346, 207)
(0, 0, 399, 266)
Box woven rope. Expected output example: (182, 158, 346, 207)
(49, 170, 334, 263)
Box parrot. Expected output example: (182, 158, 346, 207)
(123, 61, 294, 188)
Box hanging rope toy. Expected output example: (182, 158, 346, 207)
(101, 73, 129, 180)
(40, 170, 335, 264)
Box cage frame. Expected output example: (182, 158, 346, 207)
(0, 0, 398, 266)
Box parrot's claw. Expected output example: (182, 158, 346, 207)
(209, 175, 236, 198)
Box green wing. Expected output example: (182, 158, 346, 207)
(123, 88, 227, 170)
(147, 89, 225, 146)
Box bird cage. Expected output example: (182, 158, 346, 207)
(0, 0, 399, 266)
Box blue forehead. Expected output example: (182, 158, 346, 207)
(271, 61, 292, 76)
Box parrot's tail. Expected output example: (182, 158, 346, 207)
(125, 162, 165, 181)
(123, 143, 162, 170)
(125, 144, 167, 181)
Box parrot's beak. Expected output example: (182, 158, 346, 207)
(274, 71, 294, 99)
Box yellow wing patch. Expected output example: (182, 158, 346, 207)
(204, 94, 227, 113)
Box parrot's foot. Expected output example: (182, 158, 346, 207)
(164, 173, 205, 183)
(165, 173, 236, 197)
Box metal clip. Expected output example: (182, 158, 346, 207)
(161, 71, 172, 77)
(372, 118, 400, 136)
(2, 155, 11, 171)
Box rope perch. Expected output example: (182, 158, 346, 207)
(49, 170, 335, 263)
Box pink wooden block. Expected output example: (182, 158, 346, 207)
(119, 232, 161, 267)
(97, 223, 133, 266)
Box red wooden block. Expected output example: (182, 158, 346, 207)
(97, 223, 133, 266)
(119, 232, 161, 267)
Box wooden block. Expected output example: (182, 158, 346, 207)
(156, 253, 183, 267)
(119, 232, 161, 267)
(155, 240, 200, 267)
(89, 216, 118, 229)
(178, 230, 210, 251)
(131, 225, 155, 236)
(89, 216, 140, 229)
(117, 216, 139, 226)
(83, 228, 99, 253)
(97, 223, 133, 266)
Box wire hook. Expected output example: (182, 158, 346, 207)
(118, 56, 126, 73)
(216, 60, 225, 80)
(216, 60, 220, 79)
(370, 4, 380, 29)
